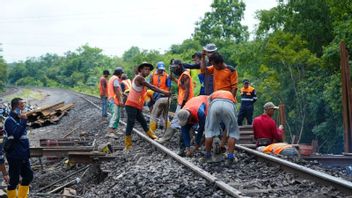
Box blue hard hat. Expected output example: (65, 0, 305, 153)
(157, 61, 166, 70)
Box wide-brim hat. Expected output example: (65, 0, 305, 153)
(138, 62, 154, 72)
(203, 43, 217, 52)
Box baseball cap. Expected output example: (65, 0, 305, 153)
(157, 61, 166, 70)
(264, 102, 279, 110)
(203, 43, 217, 52)
(177, 109, 190, 126)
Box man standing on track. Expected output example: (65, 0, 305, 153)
(238, 79, 257, 126)
(124, 62, 170, 150)
(4, 98, 33, 198)
(157, 60, 194, 154)
(99, 70, 110, 122)
(107, 67, 124, 137)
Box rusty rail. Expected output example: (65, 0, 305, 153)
(236, 144, 352, 194)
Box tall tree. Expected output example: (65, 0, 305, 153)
(193, 0, 249, 45)
(256, 0, 334, 56)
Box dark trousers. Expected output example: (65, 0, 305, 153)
(181, 120, 205, 148)
(7, 158, 33, 190)
(125, 106, 148, 136)
(238, 106, 253, 126)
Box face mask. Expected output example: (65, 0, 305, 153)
(15, 108, 21, 115)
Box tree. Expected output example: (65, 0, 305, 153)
(193, 0, 249, 45)
(256, 0, 334, 56)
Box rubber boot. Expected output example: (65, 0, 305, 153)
(149, 120, 157, 133)
(18, 185, 29, 198)
(7, 189, 16, 198)
(146, 129, 158, 140)
(157, 127, 176, 143)
(124, 135, 132, 150)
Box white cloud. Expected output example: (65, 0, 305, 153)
(0, 0, 276, 62)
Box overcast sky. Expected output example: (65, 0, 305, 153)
(0, 0, 277, 62)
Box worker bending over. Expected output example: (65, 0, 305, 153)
(177, 95, 209, 157)
(203, 90, 240, 166)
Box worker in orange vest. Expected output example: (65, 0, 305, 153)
(124, 62, 170, 150)
(107, 67, 124, 137)
(148, 61, 171, 111)
(177, 95, 209, 157)
(99, 70, 110, 122)
(257, 143, 299, 157)
(238, 79, 257, 125)
(203, 90, 239, 166)
(157, 60, 194, 150)
(121, 74, 132, 96)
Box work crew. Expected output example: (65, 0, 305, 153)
(99, 70, 110, 122)
(257, 143, 299, 157)
(252, 102, 284, 147)
(238, 79, 257, 125)
(124, 62, 170, 150)
(4, 98, 33, 198)
(148, 61, 171, 111)
(107, 67, 124, 137)
(203, 90, 239, 166)
(148, 97, 170, 138)
(177, 95, 209, 157)
(157, 59, 194, 147)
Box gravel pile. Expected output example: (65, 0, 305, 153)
(24, 89, 351, 197)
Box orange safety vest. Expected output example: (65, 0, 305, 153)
(183, 96, 209, 124)
(151, 71, 169, 91)
(125, 76, 147, 110)
(122, 79, 132, 92)
(263, 143, 292, 155)
(209, 90, 236, 103)
(177, 70, 194, 105)
(99, 76, 108, 97)
(108, 75, 121, 105)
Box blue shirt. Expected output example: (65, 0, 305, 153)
(4, 112, 30, 160)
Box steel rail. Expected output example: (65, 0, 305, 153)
(76, 92, 246, 198)
(78, 91, 352, 195)
(236, 144, 352, 194)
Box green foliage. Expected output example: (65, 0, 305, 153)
(256, 0, 334, 56)
(0, 56, 7, 91)
(193, 0, 249, 45)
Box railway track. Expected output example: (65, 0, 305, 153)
(75, 92, 352, 197)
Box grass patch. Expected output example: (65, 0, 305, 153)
(3, 88, 45, 102)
